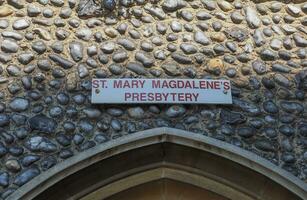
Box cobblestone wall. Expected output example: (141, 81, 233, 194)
(0, 0, 306, 198)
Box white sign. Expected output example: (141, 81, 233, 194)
(91, 79, 232, 104)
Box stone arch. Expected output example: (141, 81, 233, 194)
(7, 127, 307, 200)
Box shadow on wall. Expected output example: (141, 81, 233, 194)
(6, 128, 307, 200)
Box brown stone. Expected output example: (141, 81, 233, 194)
(66, 72, 78, 91)
(0, 6, 14, 17)
(33, 28, 52, 41)
(206, 59, 224, 75)
(210, 33, 226, 42)
(105, 27, 118, 38)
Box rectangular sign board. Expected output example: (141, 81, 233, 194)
(91, 79, 232, 104)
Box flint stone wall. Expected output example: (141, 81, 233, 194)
(0, 0, 306, 198)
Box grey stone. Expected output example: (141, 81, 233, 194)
(7, 0, 25, 9)
(111, 119, 122, 131)
(1, 188, 16, 199)
(282, 25, 296, 35)
(108, 63, 124, 75)
(280, 101, 304, 114)
(18, 52, 34, 65)
(49, 106, 63, 118)
(49, 0, 62, 6)
(9, 97, 29, 112)
(77, 0, 101, 18)
(255, 140, 275, 152)
(237, 127, 255, 138)
(1, 40, 19, 53)
(41, 156, 57, 171)
(225, 42, 237, 52)
(14, 167, 40, 186)
(59, 149, 73, 159)
(0, 142, 7, 156)
(49, 54, 75, 69)
(224, 27, 248, 42)
(28, 114, 58, 134)
(272, 63, 291, 73)
(72, 94, 86, 105)
(6, 65, 21, 76)
(27, 4, 41, 17)
(63, 121, 76, 132)
(170, 21, 182, 32)
(171, 53, 192, 64)
(0, 53, 11, 63)
(196, 11, 211, 20)
(145, 5, 166, 20)
(263, 128, 277, 138)
(79, 141, 96, 151)
(107, 108, 123, 117)
(56, 92, 70, 105)
(260, 49, 277, 61)
(31, 41, 46, 54)
(135, 51, 154, 67)
(25, 136, 57, 152)
(117, 38, 136, 51)
(233, 98, 261, 116)
(5, 159, 21, 172)
(180, 43, 197, 54)
(11, 114, 27, 126)
(161, 62, 181, 76)
(293, 34, 307, 47)
(83, 108, 101, 119)
(0, 172, 9, 187)
(286, 4, 301, 17)
(279, 125, 295, 137)
(127, 62, 147, 75)
(21, 155, 40, 167)
(263, 100, 279, 114)
(162, 0, 186, 12)
(56, 133, 71, 147)
(220, 109, 246, 125)
(13, 19, 30, 30)
(282, 153, 295, 163)
(79, 119, 94, 132)
(295, 70, 307, 90)
(201, 0, 216, 11)
(69, 42, 83, 62)
(298, 122, 307, 137)
(51, 41, 64, 53)
(0, 19, 9, 29)
(166, 105, 186, 118)
(230, 11, 244, 24)
(217, 0, 233, 12)
(78, 63, 89, 78)
(37, 59, 52, 72)
(101, 42, 115, 54)
(2, 31, 23, 40)
(274, 74, 290, 88)
(253, 29, 265, 47)
(270, 38, 283, 50)
(244, 6, 261, 29)
(194, 31, 210, 45)
(75, 28, 92, 41)
(112, 50, 128, 63)
(127, 107, 144, 119)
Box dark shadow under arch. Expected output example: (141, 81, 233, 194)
(7, 128, 307, 200)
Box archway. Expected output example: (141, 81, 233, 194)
(7, 128, 307, 200)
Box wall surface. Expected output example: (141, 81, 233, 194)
(0, 0, 306, 198)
